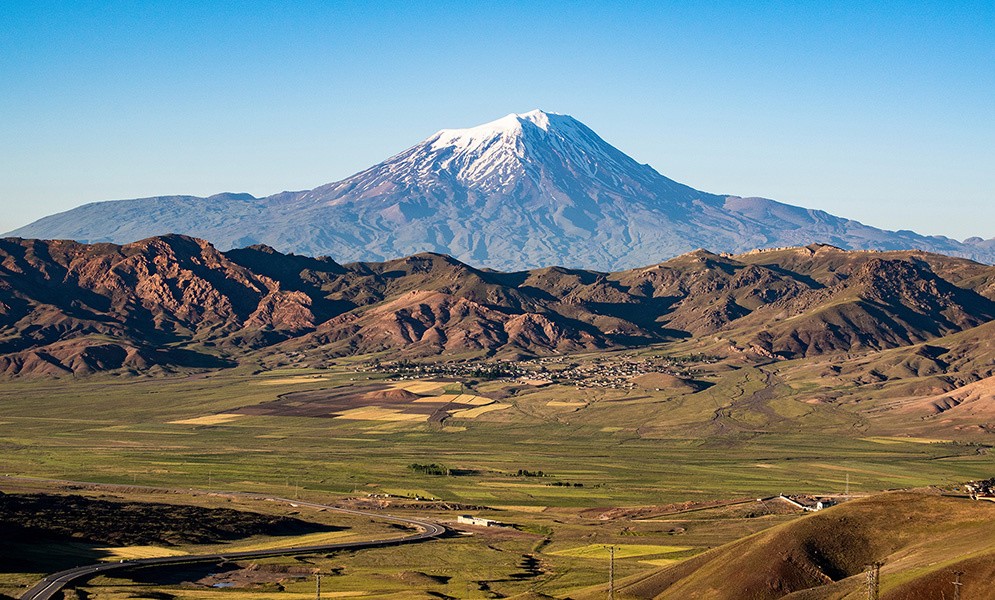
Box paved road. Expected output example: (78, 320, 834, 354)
(18, 492, 446, 600)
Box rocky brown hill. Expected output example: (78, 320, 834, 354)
(2, 236, 994, 376)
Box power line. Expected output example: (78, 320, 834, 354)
(952, 570, 963, 600)
(865, 562, 882, 600)
(607, 545, 615, 600)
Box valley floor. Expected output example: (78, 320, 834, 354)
(1, 349, 993, 598)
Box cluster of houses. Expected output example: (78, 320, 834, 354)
(963, 478, 995, 500)
(366, 353, 709, 390)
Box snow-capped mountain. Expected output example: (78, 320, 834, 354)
(7, 110, 994, 269)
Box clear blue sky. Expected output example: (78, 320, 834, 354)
(1, 1, 992, 239)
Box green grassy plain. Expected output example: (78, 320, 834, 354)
(2, 352, 994, 598)
(0, 364, 989, 505)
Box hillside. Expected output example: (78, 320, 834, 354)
(577, 492, 995, 600)
(3, 236, 995, 376)
(7, 111, 994, 270)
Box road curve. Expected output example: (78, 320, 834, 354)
(19, 494, 446, 600)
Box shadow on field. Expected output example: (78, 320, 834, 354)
(0, 493, 345, 575)
(115, 562, 243, 587)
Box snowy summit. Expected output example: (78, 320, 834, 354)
(316, 108, 677, 207)
(8, 110, 995, 270)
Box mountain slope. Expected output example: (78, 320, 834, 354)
(576, 492, 995, 600)
(3, 236, 995, 377)
(7, 110, 994, 270)
(0, 235, 314, 375)
(730, 256, 995, 357)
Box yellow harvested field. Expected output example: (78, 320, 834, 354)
(861, 437, 905, 445)
(390, 381, 448, 394)
(169, 413, 245, 426)
(519, 378, 553, 386)
(411, 396, 443, 403)
(546, 400, 586, 407)
(449, 403, 510, 419)
(493, 505, 548, 513)
(640, 558, 683, 567)
(335, 407, 427, 422)
(414, 393, 492, 405)
(863, 436, 951, 445)
(254, 376, 330, 385)
(96, 545, 188, 560)
(454, 394, 495, 405)
(224, 530, 354, 552)
(551, 544, 692, 559)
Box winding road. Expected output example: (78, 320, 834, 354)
(18, 491, 447, 600)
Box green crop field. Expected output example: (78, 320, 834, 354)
(2, 355, 994, 598)
(1, 364, 989, 505)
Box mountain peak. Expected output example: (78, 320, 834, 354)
(425, 109, 575, 166)
(9, 110, 995, 272)
(432, 109, 561, 142)
(517, 108, 554, 129)
(392, 108, 663, 195)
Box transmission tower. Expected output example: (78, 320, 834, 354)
(607, 545, 616, 600)
(315, 572, 322, 600)
(952, 570, 964, 600)
(864, 562, 882, 600)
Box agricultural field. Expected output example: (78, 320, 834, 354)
(2, 349, 994, 598)
(1, 357, 991, 506)
(0, 477, 811, 599)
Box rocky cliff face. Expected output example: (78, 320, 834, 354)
(0, 236, 312, 375)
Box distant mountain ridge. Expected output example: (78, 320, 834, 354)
(6, 110, 995, 270)
(3, 235, 995, 377)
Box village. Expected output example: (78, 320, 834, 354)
(364, 353, 718, 390)
(963, 478, 995, 500)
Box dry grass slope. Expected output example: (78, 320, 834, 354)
(575, 492, 995, 600)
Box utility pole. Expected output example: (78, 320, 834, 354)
(865, 562, 882, 600)
(315, 572, 322, 600)
(607, 545, 615, 600)
(952, 571, 963, 600)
